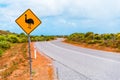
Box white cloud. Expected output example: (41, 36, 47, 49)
(0, 0, 120, 34)
(1, 0, 120, 19)
(61, 19, 77, 27)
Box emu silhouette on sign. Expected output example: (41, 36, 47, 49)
(25, 14, 34, 29)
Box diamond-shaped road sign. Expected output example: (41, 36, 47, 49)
(15, 9, 42, 34)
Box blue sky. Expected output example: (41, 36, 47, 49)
(0, 0, 120, 35)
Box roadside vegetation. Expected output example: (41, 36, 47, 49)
(0, 43, 28, 79)
(0, 30, 56, 57)
(0, 30, 56, 79)
(66, 32, 120, 52)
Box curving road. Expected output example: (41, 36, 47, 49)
(35, 38, 120, 80)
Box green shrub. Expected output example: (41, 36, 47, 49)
(7, 35, 20, 43)
(0, 49, 3, 57)
(94, 40, 103, 43)
(0, 41, 11, 49)
(0, 35, 6, 41)
(87, 40, 96, 44)
(19, 37, 27, 43)
(68, 33, 85, 42)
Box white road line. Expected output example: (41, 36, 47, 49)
(48, 42, 120, 63)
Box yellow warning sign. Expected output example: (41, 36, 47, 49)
(15, 9, 42, 34)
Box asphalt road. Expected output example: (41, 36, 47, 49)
(35, 39, 120, 80)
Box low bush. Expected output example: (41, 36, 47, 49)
(7, 35, 20, 43)
(0, 35, 6, 41)
(0, 49, 3, 57)
(67, 32, 120, 49)
(87, 40, 96, 44)
(0, 41, 11, 49)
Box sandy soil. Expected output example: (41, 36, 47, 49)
(64, 40, 120, 53)
(0, 43, 54, 80)
(30, 43, 54, 80)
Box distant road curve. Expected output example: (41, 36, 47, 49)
(35, 38, 120, 80)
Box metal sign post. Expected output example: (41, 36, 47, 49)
(28, 35, 32, 80)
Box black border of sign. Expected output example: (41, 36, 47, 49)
(15, 9, 42, 35)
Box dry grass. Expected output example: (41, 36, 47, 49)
(0, 43, 28, 80)
(0, 43, 54, 80)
